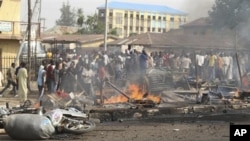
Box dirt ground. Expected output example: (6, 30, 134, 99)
(1, 112, 249, 141)
(0, 87, 250, 141)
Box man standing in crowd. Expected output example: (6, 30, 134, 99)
(180, 54, 192, 74)
(37, 60, 46, 99)
(0, 63, 17, 97)
(196, 52, 205, 79)
(46, 60, 55, 94)
(17, 62, 28, 104)
(139, 50, 148, 74)
(207, 52, 217, 81)
(15, 62, 22, 91)
(82, 64, 95, 101)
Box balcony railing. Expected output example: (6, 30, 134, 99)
(0, 20, 40, 39)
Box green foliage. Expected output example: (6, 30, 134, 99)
(209, 0, 250, 29)
(109, 28, 118, 36)
(56, 2, 105, 34)
(129, 33, 138, 37)
(76, 8, 84, 27)
(77, 13, 105, 34)
(56, 2, 76, 26)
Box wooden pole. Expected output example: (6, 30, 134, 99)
(104, 0, 108, 51)
(27, 0, 31, 91)
(235, 28, 242, 88)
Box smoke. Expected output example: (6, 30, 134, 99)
(179, 0, 215, 21)
(236, 1, 250, 43)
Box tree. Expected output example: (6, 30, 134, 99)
(109, 28, 118, 36)
(209, 0, 250, 29)
(129, 32, 138, 37)
(85, 14, 99, 32)
(77, 13, 105, 34)
(76, 8, 84, 27)
(56, 1, 76, 26)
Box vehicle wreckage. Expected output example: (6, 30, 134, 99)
(0, 68, 250, 140)
(0, 97, 96, 140)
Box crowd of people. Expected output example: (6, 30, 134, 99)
(0, 62, 28, 104)
(0, 48, 249, 104)
(44, 49, 249, 93)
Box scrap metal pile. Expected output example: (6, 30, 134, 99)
(0, 97, 96, 140)
(0, 67, 249, 140)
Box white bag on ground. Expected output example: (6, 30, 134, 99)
(4, 114, 55, 140)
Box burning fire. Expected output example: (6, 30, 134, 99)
(104, 84, 161, 104)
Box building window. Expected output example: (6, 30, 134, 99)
(109, 24, 113, 29)
(124, 26, 127, 30)
(179, 18, 182, 22)
(141, 15, 144, 19)
(170, 22, 174, 29)
(136, 14, 139, 19)
(0, 0, 2, 8)
(136, 26, 139, 31)
(130, 14, 133, 18)
(158, 28, 161, 32)
(163, 28, 166, 32)
(158, 21, 161, 28)
(147, 27, 150, 32)
(109, 12, 113, 17)
(130, 26, 133, 31)
(152, 28, 155, 32)
(170, 17, 175, 29)
(117, 28, 122, 35)
(170, 17, 174, 22)
(163, 17, 166, 21)
(158, 16, 161, 20)
(148, 15, 151, 20)
(140, 27, 144, 32)
(100, 12, 104, 17)
(124, 13, 128, 18)
(161, 21, 166, 28)
(153, 16, 156, 20)
(116, 12, 123, 24)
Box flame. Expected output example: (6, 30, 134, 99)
(104, 84, 161, 104)
(33, 102, 40, 108)
(234, 88, 240, 98)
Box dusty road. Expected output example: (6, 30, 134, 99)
(1, 111, 250, 141)
(0, 88, 249, 141)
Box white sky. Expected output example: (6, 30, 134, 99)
(21, 0, 215, 29)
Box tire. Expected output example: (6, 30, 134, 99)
(201, 95, 210, 105)
(64, 120, 96, 134)
(22, 100, 32, 108)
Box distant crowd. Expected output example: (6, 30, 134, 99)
(1, 48, 250, 104)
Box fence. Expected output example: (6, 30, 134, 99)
(0, 56, 53, 81)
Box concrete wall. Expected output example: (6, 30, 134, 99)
(0, 40, 19, 57)
(81, 38, 116, 48)
(0, 0, 21, 36)
(0, 0, 21, 75)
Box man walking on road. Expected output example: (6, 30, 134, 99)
(17, 62, 28, 104)
(0, 63, 17, 97)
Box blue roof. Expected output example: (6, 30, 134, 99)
(98, 1, 187, 15)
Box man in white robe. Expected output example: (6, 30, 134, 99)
(17, 62, 28, 104)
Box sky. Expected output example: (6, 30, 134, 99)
(21, 0, 215, 30)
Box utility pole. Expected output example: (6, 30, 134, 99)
(27, 0, 32, 91)
(40, 18, 46, 32)
(104, 0, 108, 51)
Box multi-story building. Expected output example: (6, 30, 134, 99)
(0, 0, 22, 76)
(98, 1, 188, 38)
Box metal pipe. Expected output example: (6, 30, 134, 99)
(104, 0, 108, 51)
(106, 80, 131, 100)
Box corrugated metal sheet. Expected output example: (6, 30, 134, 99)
(98, 1, 187, 15)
